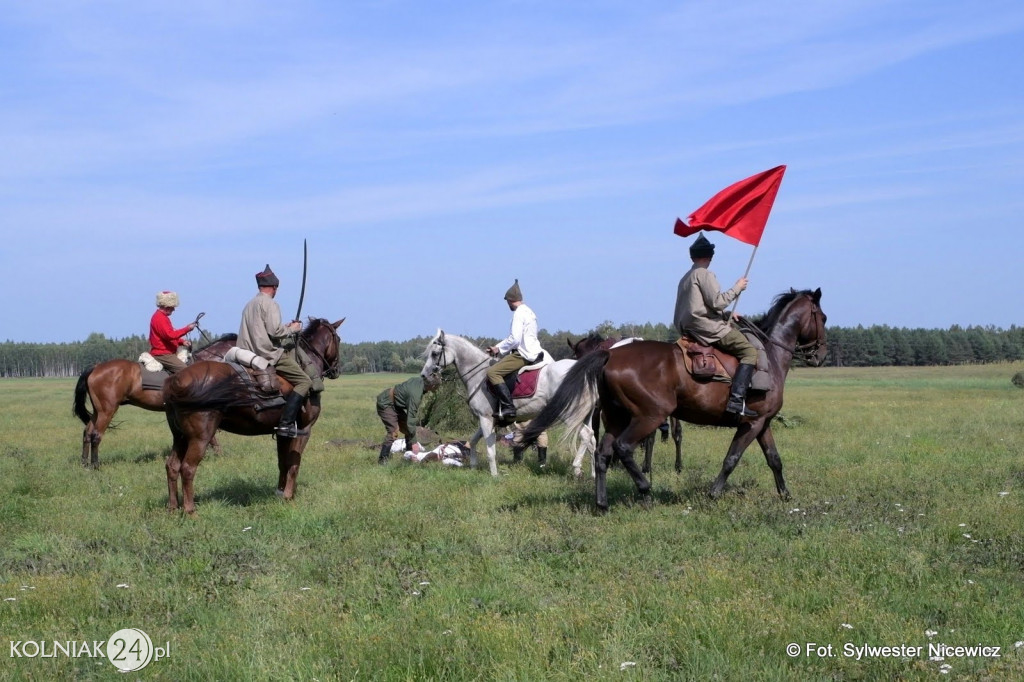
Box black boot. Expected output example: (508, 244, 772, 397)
(537, 446, 548, 468)
(275, 392, 310, 438)
(725, 364, 758, 418)
(378, 442, 392, 465)
(490, 382, 517, 426)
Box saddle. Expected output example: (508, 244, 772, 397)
(226, 363, 286, 411)
(502, 351, 548, 399)
(139, 366, 172, 391)
(675, 334, 773, 392)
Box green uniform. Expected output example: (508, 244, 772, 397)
(376, 376, 427, 448)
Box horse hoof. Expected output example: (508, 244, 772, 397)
(275, 489, 285, 498)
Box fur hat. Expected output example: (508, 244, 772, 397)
(156, 291, 179, 308)
(255, 264, 280, 287)
(504, 279, 523, 302)
(689, 234, 715, 259)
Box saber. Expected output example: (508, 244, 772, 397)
(294, 238, 307, 322)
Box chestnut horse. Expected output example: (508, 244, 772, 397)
(567, 334, 683, 476)
(73, 335, 236, 468)
(523, 289, 826, 510)
(162, 318, 343, 514)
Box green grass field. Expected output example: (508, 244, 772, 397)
(2, 364, 1023, 680)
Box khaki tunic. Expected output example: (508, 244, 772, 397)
(238, 292, 292, 364)
(673, 265, 742, 344)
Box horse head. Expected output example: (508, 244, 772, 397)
(301, 317, 345, 379)
(795, 289, 827, 366)
(421, 329, 449, 378)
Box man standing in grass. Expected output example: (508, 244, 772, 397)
(376, 373, 441, 464)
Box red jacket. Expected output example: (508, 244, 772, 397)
(149, 310, 190, 355)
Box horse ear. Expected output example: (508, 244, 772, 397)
(438, 330, 446, 344)
(566, 336, 574, 349)
(332, 318, 345, 329)
(812, 288, 822, 303)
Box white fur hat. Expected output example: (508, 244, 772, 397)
(156, 291, 180, 308)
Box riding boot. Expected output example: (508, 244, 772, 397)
(378, 442, 392, 465)
(725, 364, 758, 418)
(275, 392, 310, 438)
(490, 382, 517, 426)
(537, 446, 548, 468)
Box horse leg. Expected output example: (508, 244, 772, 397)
(164, 413, 187, 512)
(709, 421, 759, 499)
(467, 427, 483, 470)
(482, 421, 499, 477)
(612, 417, 663, 504)
(672, 417, 683, 474)
(277, 435, 308, 500)
(572, 422, 595, 479)
(641, 432, 654, 476)
(81, 420, 97, 469)
(594, 433, 616, 511)
(756, 423, 790, 500)
(209, 433, 223, 456)
(86, 409, 114, 469)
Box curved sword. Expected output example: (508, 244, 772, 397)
(294, 238, 307, 322)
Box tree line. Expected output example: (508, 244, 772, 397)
(2, 322, 1022, 378)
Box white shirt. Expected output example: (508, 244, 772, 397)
(496, 303, 542, 362)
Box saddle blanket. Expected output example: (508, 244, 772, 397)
(140, 365, 170, 391)
(511, 368, 541, 398)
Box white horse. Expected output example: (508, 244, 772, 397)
(420, 330, 595, 477)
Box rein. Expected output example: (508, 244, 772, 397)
(738, 299, 824, 364)
(299, 326, 341, 380)
(432, 337, 493, 400)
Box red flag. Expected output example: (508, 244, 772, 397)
(674, 165, 786, 247)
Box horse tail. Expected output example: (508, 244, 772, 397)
(73, 366, 95, 424)
(519, 351, 608, 453)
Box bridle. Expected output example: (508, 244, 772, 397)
(299, 323, 342, 380)
(740, 295, 825, 365)
(429, 335, 493, 399)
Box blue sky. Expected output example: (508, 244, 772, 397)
(3, 0, 1023, 344)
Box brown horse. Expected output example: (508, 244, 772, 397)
(567, 334, 683, 476)
(73, 335, 237, 468)
(524, 289, 826, 510)
(162, 318, 343, 514)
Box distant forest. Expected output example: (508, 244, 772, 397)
(2, 321, 1023, 378)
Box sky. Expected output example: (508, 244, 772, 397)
(3, 0, 1023, 345)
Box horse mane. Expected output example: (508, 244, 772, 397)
(756, 290, 815, 334)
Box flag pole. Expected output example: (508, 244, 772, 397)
(727, 245, 758, 320)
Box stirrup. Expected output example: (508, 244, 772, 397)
(726, 399, 757, 419)
(274, 422, 309, 438)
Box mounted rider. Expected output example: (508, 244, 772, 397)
(148, 291, 197, 374)
(674, 235, 759, 418)
(486, 279, 542, 426)
(238, 264, 311, 438)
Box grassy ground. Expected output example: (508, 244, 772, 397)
(2, 364, 1023, 680)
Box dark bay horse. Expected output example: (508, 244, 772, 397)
(567, 334, 683, 476)
(526, 289, 826, 510)
(73, 335, 236, 468)
(163, 318, 343, 514)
